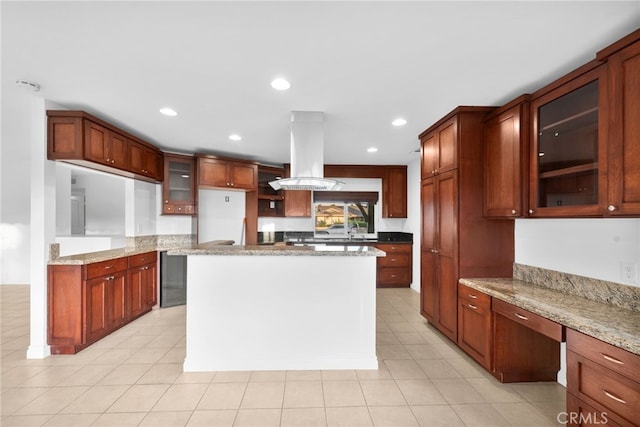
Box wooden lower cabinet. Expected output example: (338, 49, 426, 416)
(375, 243, 412, 287)
(128, 253, 158, 320)
(457, 283, 492, 370)
(566, 329, 640, 426)
(48, 252, 158, 354)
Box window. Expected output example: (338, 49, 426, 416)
(313, 191, 378, 239)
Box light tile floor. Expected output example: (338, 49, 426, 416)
(1, 285, 565, 426)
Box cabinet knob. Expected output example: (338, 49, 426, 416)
(608, 205, 617, 212)
(511, 209, 517, 215)
(111, 160, 115, 164)
(165, 200, 169, 203)
(178, 207, 182, 211)
(528, 209, 534, 214)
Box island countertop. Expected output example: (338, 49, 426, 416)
(459, 277, 640, 356)
(167, 244, 386, 256)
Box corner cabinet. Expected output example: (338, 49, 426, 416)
(483, 95, 529, 218)
(48, 252, 158, 354)
(419, 107, 514, 343)
(197, 154, 258, 191)
(162, 153, 197, 215)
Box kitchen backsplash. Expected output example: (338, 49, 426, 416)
(514, 263, 640, 312)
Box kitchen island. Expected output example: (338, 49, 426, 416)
(168, 244, 385, 372)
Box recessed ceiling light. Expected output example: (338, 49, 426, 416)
(367, 147, 378, 153)
(271, 78, 291, 91)
(159, 107, 178, 116)
(229, 134, 242, 141)
(392, 118, 407, 127)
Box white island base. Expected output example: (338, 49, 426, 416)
(182, 248, 379, 372)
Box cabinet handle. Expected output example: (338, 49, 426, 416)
(391, 274, 397, 278)
(106, 275, 115, 281)
(514, 312, 528, 321)
(608, 205, 617, 212)
(468, 303, 477, 310)
(467, 294, 477, 299)
(431, 249, 439, 254)
(391, 258, 397, 262)
(602, 389, 626, 404)
(600, 353, 624, 365)
(104, 265, 113, 269)
(142, 266, 149, 270)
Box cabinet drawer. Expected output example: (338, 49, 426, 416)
(164, 204, 195, 215)
(375, 244, 411, 254)
(567, 329, 640, 384)
(492, 298, 563, 342)
(85, 257, 128, 279)
(567, 350, 640, 425)
(378, 268, 410, 284)
(458, 283, 491, 308)
(129, 252, 157, 268)
(378, 253, 410, 268)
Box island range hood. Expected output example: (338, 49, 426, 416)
(269, 111, 344, 191)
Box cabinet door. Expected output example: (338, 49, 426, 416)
(421, 132, 438, 178)
(84, 121, 110, 164)
(436, 171, 458, 341)
(85, 276, 109, 343)
(421, 178, 437, 320)
(128, 266, 145, 319)
(606, 40, 640, 215)
(109, 271, 127, 329)
(529, 67, 604, 217)
(229, 163, 258, 190)
(437, 118, 457, 174)
(143, 261, 158, 308)
(484, 104, 525, 217)
(383, 167, 407, 218)
(198, 157, 230, 188)
(458, 286, 492, 369)
(130, 142, 161, 180)
(109, 133, 129, 170)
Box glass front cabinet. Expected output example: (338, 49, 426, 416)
(529, 66, 606, 217)
(162, 153, 197, 215)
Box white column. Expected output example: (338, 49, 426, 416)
(27, 98, 54, 359)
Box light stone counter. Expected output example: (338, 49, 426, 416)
(459, 277, 640, 355)
(48, 239, 234, 265)
(168, 244, 385, 257)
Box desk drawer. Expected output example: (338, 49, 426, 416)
(567, 350, 640, 425)
(458, 283, 491, 307)
(492, 298, 563, 342)
(85, 257, 128, 279)
(567, 329, 640, 384)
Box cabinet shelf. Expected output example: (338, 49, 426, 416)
(540, 106, 598, 133)
(258, 194, 284, 201)
(539, 162, 598, 179)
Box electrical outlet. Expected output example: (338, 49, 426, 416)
(621, 262, 638, 283)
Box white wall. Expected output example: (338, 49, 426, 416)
(406, 158, 421, 292)
(515, 218, 640, 287)
(198, 189, 246, 244)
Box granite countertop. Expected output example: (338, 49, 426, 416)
(48, 240, 234, 265)
(459, 277, 640, 356)
(167, 244, 386, 257)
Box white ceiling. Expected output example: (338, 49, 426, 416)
(3, 1, 639, 167)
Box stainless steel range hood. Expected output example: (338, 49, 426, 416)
(269, 111, 344, 191)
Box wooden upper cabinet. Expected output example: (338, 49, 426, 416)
(162, 153, 197, 215)
(420, 116, 457, 178)
(483, 96, 529, 218)
(600, 31, 640, 216)
(529, 65, 605, 217)
(84, 121, 128, 170)
(382, 166, 408, 218)
(197, 155, 258, 191)
(129, 141, 162, 181)
(47, 111, 163, 183)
